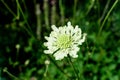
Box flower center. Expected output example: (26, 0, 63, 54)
(56, 34, 72, 49)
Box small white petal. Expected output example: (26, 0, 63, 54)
(78, 33, 87, 45)
(54, 49, 68, 60)
(69, 48, 79, 58)
(44, 42, 47, 46)
(69, 52, 78, 58)
(51, 25, 59, 32)
(67, 21, 71, 26)
(50, 31, 58, 38)
(45, 36, 49, 40)
(44, 50, 53, 54)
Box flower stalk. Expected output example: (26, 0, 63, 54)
(67, 55, 79, 80)
(3, 67, 21, 80)
(35, 4, 42, 40)
(44, 0, 49, 30)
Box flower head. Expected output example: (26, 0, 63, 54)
(44, 21, 87, 60)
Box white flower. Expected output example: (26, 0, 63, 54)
(44, 21, 87, 60)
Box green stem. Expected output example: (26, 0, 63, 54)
(59, 0, 65, 25)
(35, 4, 42, 40)
(16, 0, 35, 39)
(44, 64, 49, 78)
(20, 23, 35, 39)
(47, 55, 69, 78)
(51, 0, 56, 25)
(99, 0, 111, 24)
(22, 0, 27, 12)
(44, 0, 49, 30)
(97, 0, 100, 21)
(67, 55, 79, 80)
(16, 0, 20, 20)
(3, 67, 21, 80)
(1, 0, 17, 18)
(98, 0, 118, 36)
(85, 0, 95, 16)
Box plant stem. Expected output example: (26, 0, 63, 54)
(67, 55, 79, 80)
(98, 0, 118, 36)
(44, 0, 50, 30)
(85, 0, 95, 16)
(1, 0, 17, 18)
(99, 0, 111, 24)
(59, 0, 65, 25)
(44, 63, 49, 78)
(16, 0, 35, 39)
(3, 67, 21, 80)
(51, 0, 56, 25)
(35, 4, 42, 40)
(47, 55, 70, 78)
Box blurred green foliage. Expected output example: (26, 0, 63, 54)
(0, 0, 120, 80)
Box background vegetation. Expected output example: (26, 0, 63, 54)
(0, 0, 120, 80)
